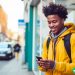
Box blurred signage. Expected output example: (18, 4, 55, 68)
(18, 19, 25, 26)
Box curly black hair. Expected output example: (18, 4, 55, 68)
(43, 3, 68, 20)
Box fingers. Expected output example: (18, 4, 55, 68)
(37, 59, 54, 69)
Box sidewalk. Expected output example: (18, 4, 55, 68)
(0, 58, 34, 75)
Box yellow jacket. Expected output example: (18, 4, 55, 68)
(39, 23, 75, 75)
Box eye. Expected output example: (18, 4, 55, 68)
(52, 20, 57, 23)
(48, 21, 51, 24)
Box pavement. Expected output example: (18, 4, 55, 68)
(0, 57, 34, 75)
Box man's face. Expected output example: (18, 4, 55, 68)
(47, 15, 64, 35)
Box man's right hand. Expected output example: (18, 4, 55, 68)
(37, 59, 55, 70)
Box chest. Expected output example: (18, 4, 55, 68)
(48, 39, 70, 62)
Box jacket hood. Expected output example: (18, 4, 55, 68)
(60, 22, 75, 37)
(49, 22, 75, 38)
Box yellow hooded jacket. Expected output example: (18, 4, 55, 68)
(39, 23, 75, 75)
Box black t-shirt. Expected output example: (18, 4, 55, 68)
(14, 44, 21, 52)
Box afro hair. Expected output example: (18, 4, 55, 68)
(43, 3, 68, 20)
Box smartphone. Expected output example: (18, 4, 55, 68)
(36, 56, 42, 61)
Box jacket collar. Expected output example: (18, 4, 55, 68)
(50, 27, 67, 39)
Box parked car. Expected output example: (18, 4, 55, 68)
(0, 42, 14, 60)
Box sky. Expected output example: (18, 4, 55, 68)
(0, 0, 24, 33)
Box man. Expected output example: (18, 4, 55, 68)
(37, 3, 75, 75)
(14, 43, 21, 60)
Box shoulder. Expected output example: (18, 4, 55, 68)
(43, 36, 50, 43)
(42, 35, 50, 47)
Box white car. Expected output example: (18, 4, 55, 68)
(0, 42, 14, 60)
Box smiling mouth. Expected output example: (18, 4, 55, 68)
(51, 28, 57, 33)
(51, 28, 56, 31)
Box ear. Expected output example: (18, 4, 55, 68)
(62, 19, 64, 22)
(61, 19, 64, 24)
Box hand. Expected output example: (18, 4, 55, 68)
(37, 59, 55, 70)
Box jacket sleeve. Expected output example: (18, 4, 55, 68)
(55, 33, 75, 74)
